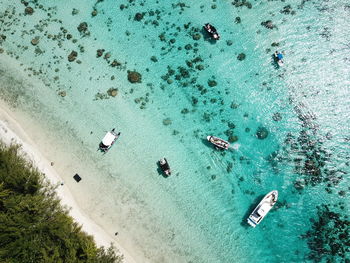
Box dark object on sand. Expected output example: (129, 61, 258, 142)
(203, 23, 220, 40)
(73, 174, 82, 182)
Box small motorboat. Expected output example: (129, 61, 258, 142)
(247, 190, 278, 227)
(98, 128, 120, 153)
(207, 135, 230, 150)
(203, 23, 220, 40)
(159, 158, 171, 176)
(274, 51, 284, 67)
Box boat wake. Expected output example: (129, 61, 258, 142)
(229, 143, 241, 151)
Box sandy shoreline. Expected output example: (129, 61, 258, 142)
(0, 101, 136, 263)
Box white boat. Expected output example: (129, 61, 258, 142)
(247, 190, 278, 227)
(207, 135, 230, 150)
(99, 128, 121, 153)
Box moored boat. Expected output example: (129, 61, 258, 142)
(98, 128, 121, 153)
(207, 135, 230, 150)
(203, 23, 220, 40)
(247, 190, 278, 227)
(159, 158, 171, 176)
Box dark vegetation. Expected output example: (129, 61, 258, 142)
(0, 144, 123, 263)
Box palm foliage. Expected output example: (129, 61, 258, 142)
(0, 143, 123, 263)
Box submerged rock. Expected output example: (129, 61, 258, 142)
(294, 179, 305, 190)
(104, 52, 111, 60)
(192, 33, 201, 41)
(237, 53, 246, 61)
(272, 112, 282, 121)
(0, 34, 6, 43)
(196, 64, 204, 70)
(207, 79, 217, 87)
(302, 204, 350, 261)
(162, 118, 172, 126)
(68, 51, 78, 62)
(150, 56, 158, 62)
(134, 12, 144, 21)
(228, 135, 238, 143)
(72, 8, 79, 15)
(232, 0, 252, 9)
(230, 102, 239, 109)
(31, 37, 39, 46)
(24, 6, 34, 15)
(256, 127, 269, 139)
(110, 60, 121, 67)
(261, 20, 275, 29)
(127, 71, 142, 83)
(107, 88, 118, 97)
(281, 5, 293, 15)
(181, 108, 189, 114)
(96, 49, 105, 57)
(58, 90, 66, 97)
(77, 22, 89, 36)
(184, 44, 192, 50)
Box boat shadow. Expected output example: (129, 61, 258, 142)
(201, 138, 213, 148)
(240, 194, 265, 228)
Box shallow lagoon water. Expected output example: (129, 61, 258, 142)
(0, 0, 349, 262)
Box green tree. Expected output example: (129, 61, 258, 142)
(0, 143, 123, 263)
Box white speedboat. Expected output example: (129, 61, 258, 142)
(99, 128, 121, 153)
(247, 190, 278, 227)
(207, 135, 230, 150)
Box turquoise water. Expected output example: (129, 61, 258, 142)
(0, 0, 349, 262)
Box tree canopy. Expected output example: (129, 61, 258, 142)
(0, 144, 123, 263)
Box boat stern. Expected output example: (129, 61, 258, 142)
(247, 217, 257, 228)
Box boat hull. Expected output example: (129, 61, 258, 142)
(159, 158, 171, 176)
(207, 136, 230, 150)
(247, 190, 278, 227)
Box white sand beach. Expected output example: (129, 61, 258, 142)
(0, 101, 136, 263)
